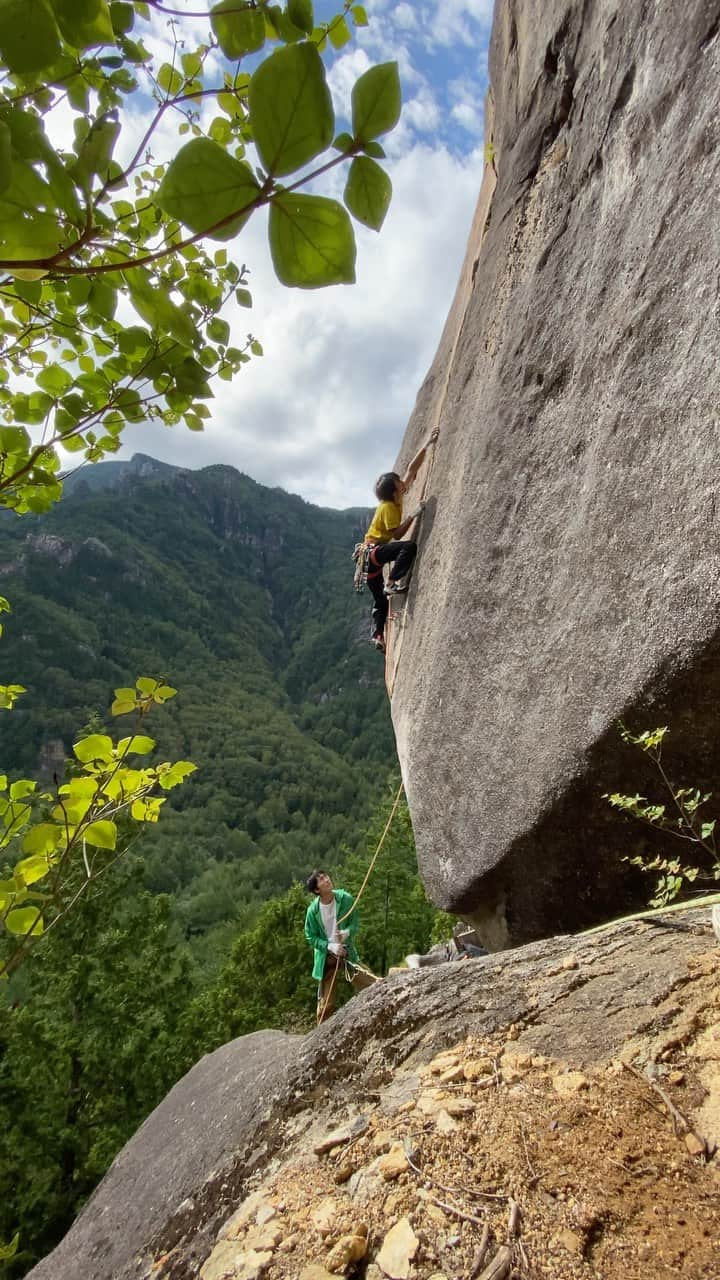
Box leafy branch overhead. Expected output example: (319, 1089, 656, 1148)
(0, 0, 399, 514)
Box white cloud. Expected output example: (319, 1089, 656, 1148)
(394, 3, 418, 31)
(121, 141, 482, 508)
(43, 0, 490, 511)
(449, 77, 485, 136)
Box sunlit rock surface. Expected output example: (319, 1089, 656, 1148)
(389, 0, 720, 944)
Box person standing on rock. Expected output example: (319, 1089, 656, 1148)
(304, 870, 376, 1024)
(363, 429, 439, 653)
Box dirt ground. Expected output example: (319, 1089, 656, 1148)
(197, 950, 720, 1280)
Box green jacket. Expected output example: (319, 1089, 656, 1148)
(304, 890, 360, 981)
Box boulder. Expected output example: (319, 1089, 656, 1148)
(387, 0, 720, 943)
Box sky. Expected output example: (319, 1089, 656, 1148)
(110, 1, 494, 508)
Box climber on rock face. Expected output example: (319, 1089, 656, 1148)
(304, 870, 376, 1024)
(362, 429, 439, 654)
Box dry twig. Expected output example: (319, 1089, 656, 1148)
(622, 1062, 707, 1153)
(477, 1244, 512, 1280)
(427, 1195, 487, 1228)
(469, 1221, 491, 1278)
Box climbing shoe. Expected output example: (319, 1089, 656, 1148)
(372, 633, 386, 653)
(384, 580, 408, 597)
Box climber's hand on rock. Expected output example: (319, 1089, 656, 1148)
(409, 501, 426, 520)
(427, 429, 439, 445)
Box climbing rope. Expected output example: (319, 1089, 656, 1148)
(337, 779, 405, 924)
(316, 780, 405, 1024)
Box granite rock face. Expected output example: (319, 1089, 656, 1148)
(389, 0, 720, 944)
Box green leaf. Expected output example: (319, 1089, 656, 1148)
(211, 0, 265, 57)
(111, 697, 136, 716)
(21, 822, 62, 856)
(5, 906, 43, 937)
(0, 1235, 19, 1262)
(209, 115, 232, 145)
(288, 0, 313, 34)
(70, 111, 121, 190)
(50, 0, 115, 49)
(207, 316, 230, 344)
(157, 760, 197, 790)
(327, 14, 350, 48)
(0, 0, 61, 74)
(269, 192, 356, 288)
(117, 734, 155, 755)
(14, 853, 52, 886)
(344, 155, 391, 230)
(37, 365, 73, 396)
(250, 42, 334, 177)
(152, 682, 177, 702)
(110, 1, 133, 34)
(236, 287, 252, 307)
(83, 819, 117, 849)
(157, 137, 261, 240)
(73, 733, 114, 764)
(351, 3, 368, 24)
(157, 61, 183, 96)
(362, 140, 385, 159)
(135, 677, 159, 694)
(124, 266, 196, 346)
(351, 61, 401, 142)
(0, 122, 11, 196)
(333, 131, 354, 153)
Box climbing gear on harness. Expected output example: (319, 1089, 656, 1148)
(352, 542, 371, 593)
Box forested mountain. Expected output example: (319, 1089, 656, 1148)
(0, 455, 392, 962)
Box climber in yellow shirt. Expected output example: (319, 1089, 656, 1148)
(364, 429, 439, 652)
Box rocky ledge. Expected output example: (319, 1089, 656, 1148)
(28, 908, 720, 1280)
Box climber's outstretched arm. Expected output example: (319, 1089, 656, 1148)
(401, 428, 439, 488)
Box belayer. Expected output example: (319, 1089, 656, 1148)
(304, 870, 376, 1024)
(357, 430, 439, 653)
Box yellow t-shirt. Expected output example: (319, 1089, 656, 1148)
(366, 500, 402, 543)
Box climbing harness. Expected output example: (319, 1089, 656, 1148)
(316, 780, 405, 1025)
(352, 541, 371, 593)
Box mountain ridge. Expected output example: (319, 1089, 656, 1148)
(0, 455, 392, 959)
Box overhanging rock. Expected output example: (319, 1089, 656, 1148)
(389, 0, 720, 945)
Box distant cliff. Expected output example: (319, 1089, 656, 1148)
(389, 0, 720, 944)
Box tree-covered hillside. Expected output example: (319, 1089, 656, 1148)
(0, 455, 391, 960)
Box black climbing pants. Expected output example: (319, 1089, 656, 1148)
(366, 539, 417, 638)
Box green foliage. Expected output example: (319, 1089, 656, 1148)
(269, 192, 356, 287)
(344, 156, 392, 231)
(606, 724, 720, 908)
(0, 0, 400, 517)
(0, 675, 195, 977)
(249, 43, 333, 177)
(0, 861, 191, 1277)
(0, 463, 392, 949)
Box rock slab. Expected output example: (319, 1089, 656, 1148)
(389, 0, 720, 943)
